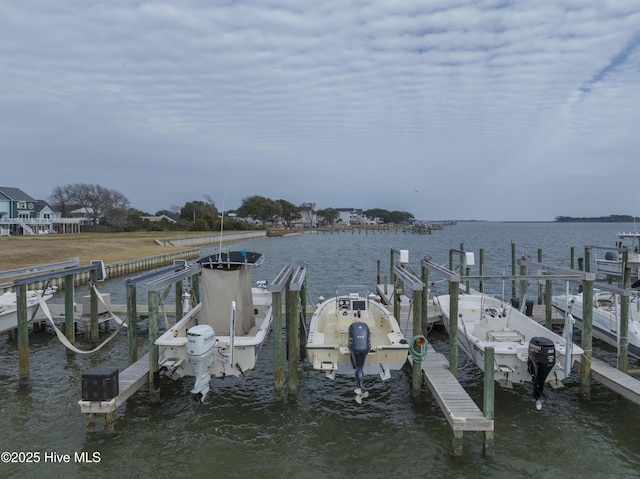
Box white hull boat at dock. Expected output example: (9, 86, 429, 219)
(155, 251, 272, 402)
(552, 289, 640, 358)
(306, 285, 409, 403)
(0, 286, 57, 334)
(434, 293, 583, 409)
(595, 232, 640, 280)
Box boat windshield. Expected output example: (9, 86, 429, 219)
(334, 285, 369, 311)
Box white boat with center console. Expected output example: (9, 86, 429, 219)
(595, 232, 640, 280)
(155, 251, 272, 402)
(434, 293, 583, 409)
(306, 285, 409, 403)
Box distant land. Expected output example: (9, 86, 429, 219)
(555, 215, 640, 223)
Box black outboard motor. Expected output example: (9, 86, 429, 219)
(349, 322, 371, 402)
(527, 336, 556, 410)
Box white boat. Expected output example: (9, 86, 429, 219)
(155, 251, 273, 402)
(306, 285, 409, 403)
(552, 289, 640, 358)
(434, 293, 583, 409)
(0, 286, 58, 334)
(595, 232, 640, 279)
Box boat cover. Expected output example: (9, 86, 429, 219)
(201, 265, 255, 335)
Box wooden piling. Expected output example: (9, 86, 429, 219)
(581, 254, 593, 401)
(89, 269, 99, 341)
(449, 281, 459, 379)
(545, 280, 553, 330)
(619, 252, 630, 373)
(148, 290, 160, 402)
(273, 290, 284, 399)
(287, 286, 300, 400)
(64, 273, 75, 353)
(479, 248, 485, 293)
(17, 284, 29, 383)
(483, 346, 495, 457)
(127, 283, 138, 364)
(412, 288, 422, 394)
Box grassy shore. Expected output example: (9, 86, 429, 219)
(0, 231, 266, 272)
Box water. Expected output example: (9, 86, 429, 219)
(2, 222, 640, 478)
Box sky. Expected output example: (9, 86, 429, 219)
(2, 1, 640, 221)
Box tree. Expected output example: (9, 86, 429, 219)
(202, 194, 219, 230)
(49, 183, 131, 227)
(179, 200, 217, 230)
(103, 189, 132, 228)
(316, 208, 339, 226)
(277, 199, 301, 228)
(236, 195, 282, 225)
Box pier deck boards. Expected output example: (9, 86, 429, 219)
(422, 344, 494, 431)
(79, 352, 150, 415)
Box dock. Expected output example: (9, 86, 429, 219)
(78, 352, 150, 432)
(378, 283, 493, 454)
(421, 347, 494, 432)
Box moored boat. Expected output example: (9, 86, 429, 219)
(595, 232, 640, 279)
(552, 289, 640, 358)
(306, 285, 409, 403)
(155, 251, 272, 402)
(434, 293, 582, 409)
(0, 286, 58, 334)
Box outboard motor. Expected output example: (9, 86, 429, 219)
(186, 324, 217, 403)
(348, 322, 371, 404)
(527, 336, 556, 410)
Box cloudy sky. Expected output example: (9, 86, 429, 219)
(2, 1, 639, 221)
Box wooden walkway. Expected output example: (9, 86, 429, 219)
(574, 356, 640, 406)
(377, 284, 493, 433)
(78, 352, 150, 431)
(422, 345, 494, 431)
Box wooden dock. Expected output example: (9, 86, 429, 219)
(422, 344, 494, 431)
(78, 352, 150, 432)
(379, 283, 493, 454)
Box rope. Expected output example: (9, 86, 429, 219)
(410, 335, 428, 361)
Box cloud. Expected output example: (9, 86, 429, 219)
(1, 1, 639, 220)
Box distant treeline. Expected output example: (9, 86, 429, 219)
(555, 215, 640, 223)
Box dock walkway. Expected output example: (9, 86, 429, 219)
(78, 352, 150, 431)
(422, 346, 494, 431)
(378, 284, 493, 443)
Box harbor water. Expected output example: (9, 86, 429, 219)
(1, 222, 640, 478)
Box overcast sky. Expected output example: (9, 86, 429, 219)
(2, 1, 639, 221)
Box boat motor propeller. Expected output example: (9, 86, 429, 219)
(349, 321, 371, 404)
(186, 324, 217, 403)
(527, 336, 556, 410)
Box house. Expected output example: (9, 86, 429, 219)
(336, 208, 366, 225)
(0, 186, 81, 234)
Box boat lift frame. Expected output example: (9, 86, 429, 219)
(270, 262, 308, 400)
(9, 259, 105, 382)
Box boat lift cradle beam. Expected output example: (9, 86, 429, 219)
(0, 257, 80, 281)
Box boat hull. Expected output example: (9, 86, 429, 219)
(156, 287, 273, 379)
(552, 292, 640, 358)
(0, 289, 56, 334)
(435, 294, 582, 386)
(306, 289, 409, 378)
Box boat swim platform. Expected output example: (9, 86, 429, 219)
(78, 352, 150, 432)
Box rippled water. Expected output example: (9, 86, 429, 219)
(2, 222, 640, 478)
